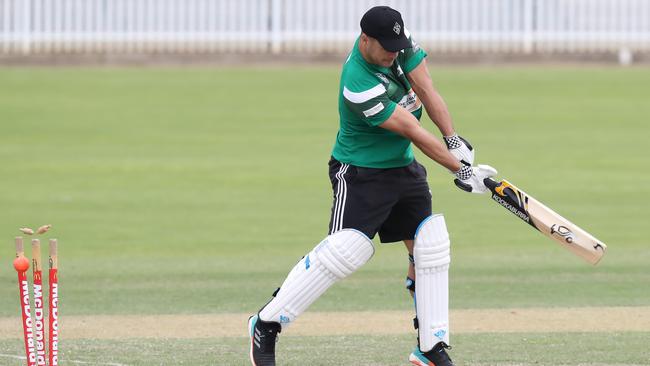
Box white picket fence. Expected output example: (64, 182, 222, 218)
(1, 0, 649, 55)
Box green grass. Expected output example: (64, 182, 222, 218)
(2, 332, 649, 365)
(1, 66, 649, 364)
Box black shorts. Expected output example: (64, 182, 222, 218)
(328, 157, 432, 243)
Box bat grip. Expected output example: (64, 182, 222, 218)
(483, 177, 499, 190)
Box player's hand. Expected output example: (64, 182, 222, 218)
(453, 163, 498, 194)
(444, 134, 474, 165)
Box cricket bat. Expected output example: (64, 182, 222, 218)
(483, 178, 607, 265)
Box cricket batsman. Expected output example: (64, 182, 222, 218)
(249, 6, 497, 365)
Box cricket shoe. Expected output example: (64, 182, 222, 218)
(409, 342, 455, 366)
(248, 314, 281, 366)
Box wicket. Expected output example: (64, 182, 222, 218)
(48, 239, 59, 366)
(13, 236, 59, 366)
(32, 240, 45, 365)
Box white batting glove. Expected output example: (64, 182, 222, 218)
(453, 164, 498, 194)
(444, 134, 475, 165)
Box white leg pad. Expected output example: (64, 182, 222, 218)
(259, 229, 374, 329)
(414, 214, 451, 351)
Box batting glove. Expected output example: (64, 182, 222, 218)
(444, 134, 475, 165)
(453, 163, 498, 194)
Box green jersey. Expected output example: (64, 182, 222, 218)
(332, 32, 427, 168)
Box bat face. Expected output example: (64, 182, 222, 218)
(484, 178, 607, 265)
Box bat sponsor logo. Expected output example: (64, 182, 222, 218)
(492, 193, 530, 223)
(495, 182, 511, 196)
(593, 243, 605, 251)
(550, 224, 575, 243)
(494, 181, 529, 211)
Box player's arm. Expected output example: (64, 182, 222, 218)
(380, 106, 496, 194)
(380, 106, 460, 172)
(406, 59, 475, 165)
(406, 60, 454, 136)
(341, 69, 492, 193)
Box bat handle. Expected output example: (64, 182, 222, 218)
(483, 177, 500, 190)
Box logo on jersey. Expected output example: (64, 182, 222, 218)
(375, 73, 389, 84)
(398, 89, 421, 113)
(393, 22, 401, 35)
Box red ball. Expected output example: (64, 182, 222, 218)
(13, 257, 29, 272)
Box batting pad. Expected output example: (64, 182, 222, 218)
(414, 214, 451, 350)
(259, 229, 374, 329)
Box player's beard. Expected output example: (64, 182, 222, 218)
(381, 56, 396, 67)
(371, 58, 393, 67)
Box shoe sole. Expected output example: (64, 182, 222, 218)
(409, 353, 434, 366)
(248, 315, 257, 366)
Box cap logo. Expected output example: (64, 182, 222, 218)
(393, 22, 401, 35)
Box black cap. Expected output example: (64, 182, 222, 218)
(360, 6, 411, 52)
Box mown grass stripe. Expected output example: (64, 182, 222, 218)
(1, 306, 648, 339)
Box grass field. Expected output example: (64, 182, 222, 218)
(1, 65, 649, 365)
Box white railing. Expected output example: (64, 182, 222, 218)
(1, 0, 649, 55)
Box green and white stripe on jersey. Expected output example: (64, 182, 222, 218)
(332, 34, 427, 169)
(342, 83, 388, 117)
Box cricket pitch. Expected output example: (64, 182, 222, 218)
(1, 306, 648, 339)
